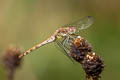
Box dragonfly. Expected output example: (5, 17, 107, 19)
(19, 16, 94, 59)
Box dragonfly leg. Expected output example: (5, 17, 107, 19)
(62, 36, 70, 50)
(61, 37, 67, 44)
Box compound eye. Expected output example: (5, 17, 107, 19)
(70, 27, 76, 33)
(69, 27, 73, 31)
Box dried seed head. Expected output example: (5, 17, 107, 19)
(3, 45, 22, 71)
(82, 52, 104, 80)
(2, 45, 23, 80)
(70, 36, 92, 63)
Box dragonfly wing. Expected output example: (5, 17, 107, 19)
(64, 16, 94, 31)
(55, 38, 75, 63)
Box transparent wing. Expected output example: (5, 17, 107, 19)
(63, 16, 94, 31)
(54, 38, 75, 63)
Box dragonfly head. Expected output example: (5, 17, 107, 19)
(68, 26, 76, 34)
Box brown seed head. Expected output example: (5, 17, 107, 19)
(70, 36, 92, 63)
(3, 45, 22, 70)
(82, 52, 104, 80)
(72, 37, 82, 47)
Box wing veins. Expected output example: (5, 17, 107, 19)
(55, 39, 74, 63)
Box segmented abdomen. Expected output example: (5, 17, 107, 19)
(19, 36, 56, 58)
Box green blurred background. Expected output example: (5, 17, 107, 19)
(0, 0, 120, 80)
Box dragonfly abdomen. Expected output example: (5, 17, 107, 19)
(19, 36, 56, 58)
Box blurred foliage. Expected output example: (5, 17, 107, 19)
(0, 0, 120, 80)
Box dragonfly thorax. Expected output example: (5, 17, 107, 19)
(55, 27, 68, 39)
(56, 27, 76, 38)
